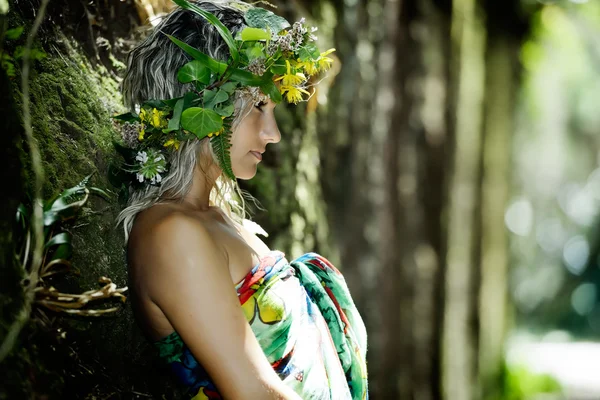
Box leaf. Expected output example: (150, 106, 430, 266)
(228, 67, 264, 86)
(245, 45, 264, 62)
(211, 120, 235, 180)
(214, 103, 235, 117)
(164, 98, 184, 132)
(171, 0, 239, 64)
(177, 60, 211, 84)
(181, 107, 223, 139)
(5, 26, 23, 40)
(298, 43, 321, 62)
(244, 8, 290, 34)
(45, 232, 71, 248)
(89, 186, 112, 202)
(220, 81, 239, 94)
(111, 112, 138, 123)
(203, 89, 229, 109)
(166, 34, 228, 75)
(240, 27, 270, 42)
(260, 79, 282, 103)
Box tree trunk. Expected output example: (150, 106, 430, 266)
(442, 0, 487, 398)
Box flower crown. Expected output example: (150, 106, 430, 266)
(110, 0, 335, 197)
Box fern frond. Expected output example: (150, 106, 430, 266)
(211, 117, 235, 180)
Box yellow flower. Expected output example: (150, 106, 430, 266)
(274, 60, 306, 87)
(280, 85, 310, 104)
(139, 107, 167, 129)
(138, 124, 145, 141)
(296, 59, 319, 75)
(150, 108, 168, 129)
(317, 48, 336, 72)
(163, 138, 180, 150)
(207, 126, 225, 138)
(138, 108, 149, 123)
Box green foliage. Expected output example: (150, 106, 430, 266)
(210, 117, 234, 180)
(1, 25, 46, 78)
(181, 107, 223, 138)
(172, 0, 239, 64)
(499, 362, 563, 400)
(244, 7, 290, 33)
(177, 60, 211, 85)
(241, 27, 270, 42)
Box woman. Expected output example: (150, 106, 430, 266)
(115, 1, 368, 399)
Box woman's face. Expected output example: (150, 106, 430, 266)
(229, 98, 281, 180)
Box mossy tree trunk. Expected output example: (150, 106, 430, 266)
(0, 0, 188, 398)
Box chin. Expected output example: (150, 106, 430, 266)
(232, 164, 258, 180)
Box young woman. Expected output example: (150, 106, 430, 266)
(116, 1, 368, 399)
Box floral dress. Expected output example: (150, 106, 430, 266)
(154, 251, 368, 399)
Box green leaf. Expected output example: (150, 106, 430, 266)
(220, 81, 239, 94)
(112, 112, 139, 123)
(214, 103, 235, 117)
(244, 8, 290, 34)
(210, 120, 235, 180)
(260, 79, 282, 103)
(89, 186, 112, 202)
(203, 89, 229, 109)
(45, 232, 71, 248)
(228, 67, 263, 86)
(164, 98, 184, 132)
(269, 58, 287, 75)
(166, 34, 228, 75)
(298, 43, 320, 61)
(49, 243, 72, 262)
(5, 26, 23, 40)
(240, 27, 270, 42)
(181, 107, 223, 139)
(245, 45, 264, 62)
(171, 0, 239, 64)
(177, 60, 211, 84)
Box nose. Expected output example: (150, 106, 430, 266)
(261, 111, 281, 144)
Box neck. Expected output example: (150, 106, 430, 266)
(180, 162, 222, 211)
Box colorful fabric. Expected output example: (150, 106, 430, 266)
(154, 251, 368, 399)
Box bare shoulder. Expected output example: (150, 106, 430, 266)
(127, 204, 227, 291)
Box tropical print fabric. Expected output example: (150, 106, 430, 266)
(154, 251, 368, 399)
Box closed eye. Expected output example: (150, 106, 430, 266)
(255, 100, 268, 111)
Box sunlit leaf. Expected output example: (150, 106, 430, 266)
(241, 27, 270, 41)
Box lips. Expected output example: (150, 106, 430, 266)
(250, 151, 263, 161)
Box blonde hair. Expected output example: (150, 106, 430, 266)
(116, 0, 261, 243)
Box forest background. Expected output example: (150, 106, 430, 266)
(1, 0, 599, 399)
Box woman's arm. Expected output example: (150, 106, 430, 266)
(140, 213, 301, 400)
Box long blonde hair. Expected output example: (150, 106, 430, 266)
(116, 1, 258, 243)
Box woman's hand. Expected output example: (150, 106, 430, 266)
(139, 212, 301, 400)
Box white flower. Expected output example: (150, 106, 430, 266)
(136, 151, 148, 163)
(151, 173, 162, 184)
(136, 173, 144, 183)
